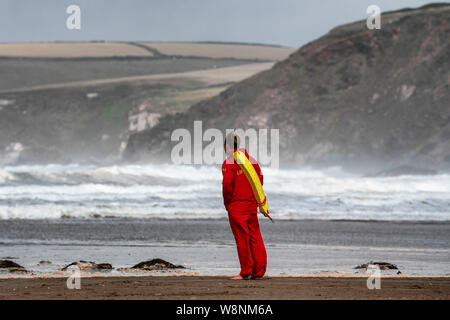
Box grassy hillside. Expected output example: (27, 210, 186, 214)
(0, 42, 154, 58)
(0, 41, 292, 92)
(0, 58, 256, 92)
(0, 41, 286, 164)
(139, 42, 293, 60)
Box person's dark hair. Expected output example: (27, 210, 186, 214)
(224, 132, 240, 151)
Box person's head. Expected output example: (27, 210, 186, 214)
(224, 132, 240, 156)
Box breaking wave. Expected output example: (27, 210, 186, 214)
(0, 164, 449, 221)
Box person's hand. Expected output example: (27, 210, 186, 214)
(261, 210, 273, 222)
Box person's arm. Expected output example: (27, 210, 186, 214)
(222, 164, 234, 209)
(254, 162, 263, 186)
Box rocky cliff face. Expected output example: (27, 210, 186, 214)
(125, 4, 450, 172)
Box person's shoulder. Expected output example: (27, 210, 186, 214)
(239, 148, 258, 164)
(247, 153, 260, 167)
(222, 159, 228, 167)
(248, 155, 258, 164)
(222, 158, 234, 168)
(222, 158, 237, 172)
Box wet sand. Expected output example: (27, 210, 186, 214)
(2, 219, 449, 277)
(0, 276, 449, 300)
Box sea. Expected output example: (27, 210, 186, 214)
(0, 164, 449, 277)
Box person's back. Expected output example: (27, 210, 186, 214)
(222, 148, 263, 214)
(222, 133, 267, 280)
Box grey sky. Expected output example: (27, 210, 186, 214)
(0, 0, 446, 48)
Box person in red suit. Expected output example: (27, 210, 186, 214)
(222, 133, 267, 280)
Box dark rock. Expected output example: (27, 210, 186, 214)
(354, 261, 398, 270)
(61, 260, 113, 271)
(0, 260, 25, 269)
(9, 268, 28, 274)
(38, 260, 52, 265)
(131, 258, 185, 271)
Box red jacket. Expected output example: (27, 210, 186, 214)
(222, 148, 263, 214)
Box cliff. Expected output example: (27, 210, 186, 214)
(125, 4, 450, 172)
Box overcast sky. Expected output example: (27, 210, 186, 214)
(0, 0, 446, 48)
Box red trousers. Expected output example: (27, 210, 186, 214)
(228, 212, 267, 277)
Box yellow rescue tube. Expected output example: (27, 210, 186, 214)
(234, 150, 272, 221)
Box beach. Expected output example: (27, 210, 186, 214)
(1, 0, 449, 304)
(1, 165, 449, 300)
(1, 275, 449, 300)
(1, 219, 449, 277)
